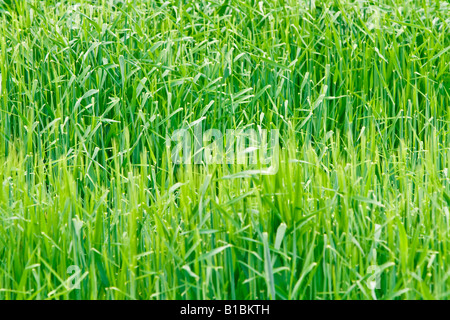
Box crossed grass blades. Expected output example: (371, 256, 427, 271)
(0, 0, 449, 300)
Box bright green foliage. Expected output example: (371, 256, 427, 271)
(0, 0, 449, 299)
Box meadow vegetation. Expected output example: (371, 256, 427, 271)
(0, 0, 449, 299)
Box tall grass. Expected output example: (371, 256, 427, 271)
(0, 0, 449, 299)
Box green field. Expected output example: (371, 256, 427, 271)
(0, 0, 449, 300)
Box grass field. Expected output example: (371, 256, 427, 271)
(0, 0, 449, 300)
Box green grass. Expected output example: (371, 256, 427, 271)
(0, 0, 449, 300)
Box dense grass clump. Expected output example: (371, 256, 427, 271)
(0, 0, 449, 299)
